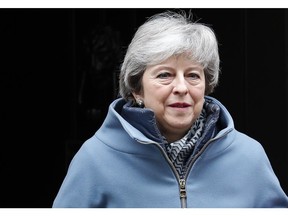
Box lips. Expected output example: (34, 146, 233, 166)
(169, 103, 191, 108)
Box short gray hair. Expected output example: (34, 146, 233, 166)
(119, 10, 220, 101)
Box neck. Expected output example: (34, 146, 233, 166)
(162, 130, 187, 143)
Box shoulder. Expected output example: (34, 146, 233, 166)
(66, 136, 103, 171)
(204, 128, 270, 166)
(233, 130, 266, 155)
(224, 130, 274, 171)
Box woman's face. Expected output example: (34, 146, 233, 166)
(133, 55, 206, 142)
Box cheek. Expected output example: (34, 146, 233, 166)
(190, 89, 205, 114)
(190, 87, 205, 101)
(195, 98, 205, 113)
(144, 89, 166, 108)
(143, 83, 170, 102)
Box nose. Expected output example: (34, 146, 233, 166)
(172, 75, 188, 95)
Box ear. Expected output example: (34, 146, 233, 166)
(132, 92, 145, 108)
(132, 92, 142, 101)
(132, 92, 145, 107)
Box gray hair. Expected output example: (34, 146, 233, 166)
(119, 10, 220, 101)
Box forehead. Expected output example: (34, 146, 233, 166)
(146, 54, 203, 70)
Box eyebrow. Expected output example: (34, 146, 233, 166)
(149, 65, 204, 72)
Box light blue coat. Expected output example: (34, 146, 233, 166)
(53, 96, 288, 208)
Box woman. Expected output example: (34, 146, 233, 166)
(53, 11, 288, 208)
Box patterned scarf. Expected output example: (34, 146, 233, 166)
(165, 99, 220, 178)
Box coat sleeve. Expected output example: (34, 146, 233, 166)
(253, 144, 288, 207)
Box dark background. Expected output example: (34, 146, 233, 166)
(0, 8, 287, 207)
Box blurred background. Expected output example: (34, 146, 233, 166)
(0, 8, 287, 207)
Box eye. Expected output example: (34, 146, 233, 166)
(156, 72, 172, 79)
(187, 73, 200, 80)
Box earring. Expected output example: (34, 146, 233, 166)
(136, 98, 144, 107)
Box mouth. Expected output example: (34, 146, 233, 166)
(169, 103, 191, 108)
